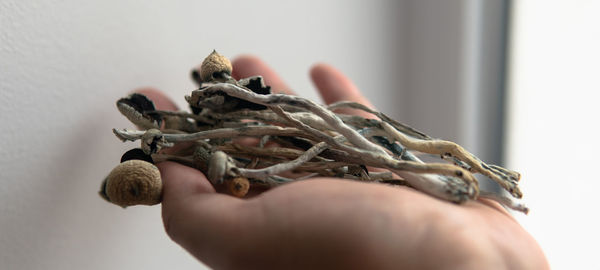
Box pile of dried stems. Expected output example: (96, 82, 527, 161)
(100, 51, 527, 213)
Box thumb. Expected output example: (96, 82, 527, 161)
(310, 63, 374, 119)
(310, 63, 373, 108)
(157, 161, 248, 268)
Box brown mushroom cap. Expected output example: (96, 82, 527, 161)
(200, 50, 233, 82)
(226, 177, 250, 198)
(103, 160, 162, 208)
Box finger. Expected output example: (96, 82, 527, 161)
(310, 64, 374, 118)
(134, 87, 179, 111)
(158, 161, 215, 197)
(158, 161, 250, 268)
(232, 55, 294, 95)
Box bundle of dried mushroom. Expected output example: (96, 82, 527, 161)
(100, 51, 528, 213)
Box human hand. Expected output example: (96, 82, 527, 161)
(136, 56, 549, 270)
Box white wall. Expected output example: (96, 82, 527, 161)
(507, 1, 600, 269)
(0, 1, 405, 269)
(1, 0, 508, 269)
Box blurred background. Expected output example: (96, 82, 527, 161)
(1, 0, 598, 269)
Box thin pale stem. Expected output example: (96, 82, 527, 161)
(327, 101, 430, 140)
(380, 121, 521, 198)
(237, 142, 329, 180)
(114, 126, 320, 144)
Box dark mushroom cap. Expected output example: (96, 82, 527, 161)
(116, 93, 162, 129)
(120, 148, 154, 164)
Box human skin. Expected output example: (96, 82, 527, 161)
(136, 56, 549, 270)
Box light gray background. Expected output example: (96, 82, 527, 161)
(508, 1, 600, 269)
(1, 0, 512, 269)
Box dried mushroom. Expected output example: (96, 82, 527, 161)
(102, 51, 527, 214)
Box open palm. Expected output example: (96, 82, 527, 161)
(137, 56, 548, 270)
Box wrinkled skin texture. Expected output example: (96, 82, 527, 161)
(135, 55, 549, 270)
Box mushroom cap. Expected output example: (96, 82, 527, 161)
(226, 177, 250, 198)
(200, 50, 232, 82)
(207, 150, 228, 184)
(116, 93, 161, 129)
(103, 160, 162, 207)
(120, 148, 154, 163)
